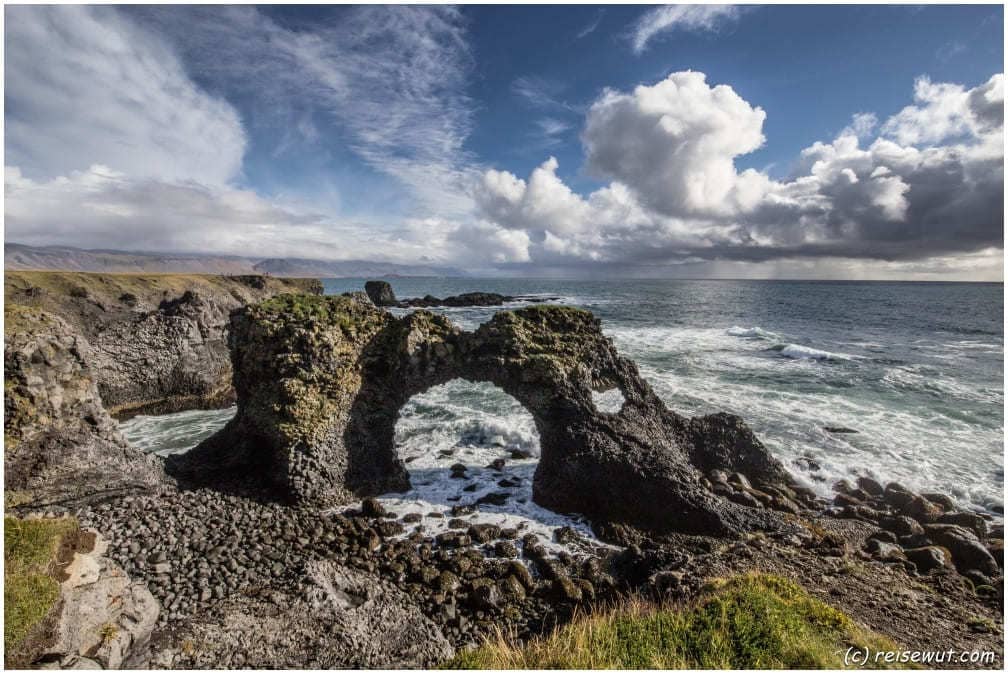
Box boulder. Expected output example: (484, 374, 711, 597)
(41, 533, 159, 669)
(856, 476, 884, 496)
(936, 511, 988, 538)
(883, 483, 917, 509)
(364, 280, 398, 307)
(923, 524, 999, 577)
(879, 515, 924, 538)
(903, 546, 955, 574)
(171, 297, 794, 538)
(865, 538, 905, 562)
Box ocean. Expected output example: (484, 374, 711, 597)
(121, 278, 1004, 539)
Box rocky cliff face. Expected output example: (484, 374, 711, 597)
(4, 305, 162, 508)
(4, 272, 322, 508)
(5, 272, 323, 417)
(171, 295, 793, 538)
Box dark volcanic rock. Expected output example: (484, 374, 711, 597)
(402, 292, 514, 308)
(364, 280, 398, 307)
(171, 296, 793, 538)
(923, 524, 999, 577)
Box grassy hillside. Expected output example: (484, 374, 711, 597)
(446, 574, 905, 669)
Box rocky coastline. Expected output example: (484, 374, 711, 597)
(3, 273, 1003, 669)
(364, 279, 559, 309)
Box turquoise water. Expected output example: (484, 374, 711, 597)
(122, 278, 1004, 516)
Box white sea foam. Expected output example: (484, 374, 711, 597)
(381, 380, 609, 555)
(726, 326, 776, 339)
(776, 343, 850, 361)
(120, 406, 235, 456)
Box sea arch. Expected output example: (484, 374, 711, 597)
(169, 294, 792, 538)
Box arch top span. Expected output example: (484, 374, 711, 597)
(169, 293, 794, 538)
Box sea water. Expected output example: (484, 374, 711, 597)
(121, 279, 1004, 533)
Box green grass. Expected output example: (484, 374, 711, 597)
(445, 573, 905, 669)
(4, 516, 77, 657)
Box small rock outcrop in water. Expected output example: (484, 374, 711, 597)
(401, 292, 516, 308)
(365, 280, 398, 307)
(172, 294, 792, 538)
(363, 279, 560, 308)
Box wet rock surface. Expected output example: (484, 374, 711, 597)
(821, 478, 1004, 588)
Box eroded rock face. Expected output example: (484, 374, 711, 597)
(173, 295, 793, 538)
(4, 272, 324, 418)
(43, 531, 159, 669)
(4, 306, 163, 507)
(364, 280, 398, 307)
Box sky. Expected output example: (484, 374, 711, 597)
(4, 3, 1005, 280)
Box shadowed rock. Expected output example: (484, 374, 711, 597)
(365, 280, 398, 307)
(170, 295, 793, 538)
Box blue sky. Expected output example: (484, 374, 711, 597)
(4, 4, 1005, 279)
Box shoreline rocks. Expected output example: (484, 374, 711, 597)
(170, 295, 794, 539)
(363, 279, 559, 309)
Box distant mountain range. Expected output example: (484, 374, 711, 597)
(3, 243, 464, 278)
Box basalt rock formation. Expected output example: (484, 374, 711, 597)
(3, 271, 322, 508)
(363, 279, 559, 309)
(172, 294, 792, 537)
(4, 305, 163, 508)
(4, 271, 323, 418)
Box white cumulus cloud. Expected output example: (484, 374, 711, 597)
(474, 70, 1004, 270)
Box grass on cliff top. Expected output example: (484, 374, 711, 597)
(4, 516, 77, 658)
(4, 270, 319, 310)
(445, 573, 905, 669)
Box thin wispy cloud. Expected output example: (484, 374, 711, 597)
(511, 76, 584, 114)
(631, 5, 742, 54)
(576, 9, 605, 39)
(138, 5, 479, 217)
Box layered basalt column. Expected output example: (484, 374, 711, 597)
(171, 294, 793, 537)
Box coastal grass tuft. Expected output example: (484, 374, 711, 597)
(4, 516, 77, 657)
(444, 573, 905, 669)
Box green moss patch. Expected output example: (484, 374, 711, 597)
(4, 516, 78, 662)
(446, 573, 904, 669)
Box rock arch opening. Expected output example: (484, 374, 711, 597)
(390, 380, 538, 505)
(171, 294, 795, 539)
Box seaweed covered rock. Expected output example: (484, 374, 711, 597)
(172, 296, 793, 537)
